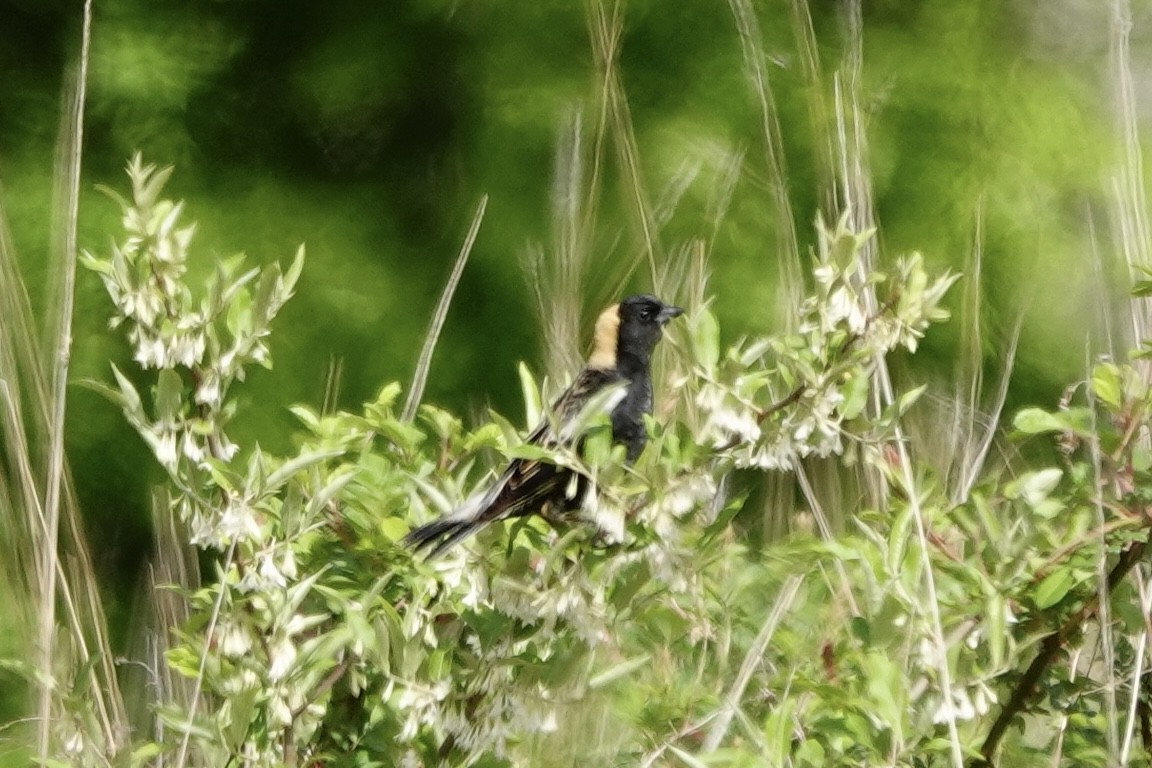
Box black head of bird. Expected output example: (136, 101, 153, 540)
(404, 294, 683, 558)
(589, 294, 685, 374)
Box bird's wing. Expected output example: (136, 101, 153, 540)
(527, 367, 626, 447)
(404, 368, 625, 556)
(479, 367, 623, 522)
(476, 457, 571, 523)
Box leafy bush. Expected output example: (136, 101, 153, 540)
(72, 157, 1152, 768)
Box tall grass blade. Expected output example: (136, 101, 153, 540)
(1110, 0, 1152, 361)
(402, 194, 487, 421)
(587, 0, 662, 289)
(788, 0, 836, 215)
(37, 0, 106, 760)
(728, 0, 802, 322)
(829, 3, 962, 764)
(700, 575, 801, 752)
(525, 112, 591, 378)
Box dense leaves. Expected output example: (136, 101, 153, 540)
(55, 157, 1151, 767)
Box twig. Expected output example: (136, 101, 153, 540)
(708, 290, 901, 456)
(757, 385, 805, 425)
(974, 534, 1150, 766)
(401, 195, 487, 421)
(289, 658, 351, 721)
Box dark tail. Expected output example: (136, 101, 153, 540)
(402, 516, 487, 559)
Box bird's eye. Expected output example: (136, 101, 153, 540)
(639, 307, 654, 321)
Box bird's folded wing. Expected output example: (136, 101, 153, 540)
(530, 368, 625, 447)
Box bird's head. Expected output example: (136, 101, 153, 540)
(588, 294, 683, 371)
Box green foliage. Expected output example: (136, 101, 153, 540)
(6, 0, 1152, 765)
(71, 157, 1152, 768)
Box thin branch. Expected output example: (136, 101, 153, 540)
(401, 194, 487, 421)
(289, 659, 351, 721)
(974, 534, 1150, 766)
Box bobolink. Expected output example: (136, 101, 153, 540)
(404, 294, 683, 558)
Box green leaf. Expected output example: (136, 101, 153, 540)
(886, 503, 913, 575)
(130, 743, 164, 767)
(420, 404, 461, 439)
(1134, 446, 1152, 473)
(1034, 567, 1077, 609)
(224, 687, 258, 751)
(165, 645, 202, 679)
(376, 419, 425, 452)
(691, 308, 721, 371)
(253, 263, 281, 323)
(986, 593, 1006, 668)
(462, 423, 504, 452)
(111, 364, 144, 417)
(218, 264, 261, 310)
(1092, 363, 1123, 409)
(1013, 407, 1069, 435)
(864, 652, 904, 734)
(155, 369, 183, 423)
(373, 382, 403, 410)
(379, 516, 409, 542)
(895, 384, 926, 416)
(243, 452, 266, 499)
(375, 600, 406, 672)
(609, 560, 652, 611)
(283, 244, 306, 294)
(227, 286, 254, 340)
(1004, 468, 1062, 506)
(839, 370, 870, 420)
(794, 737, 827, 767)
(518, 362, 543, 428)
(588, 655, 652, 689)
(309, 469, 358, 514)
(289, 404, 321, 432)
(284, 567, 329, 618)
(764, 697, 797, 765)
(79, 249, 115, 276)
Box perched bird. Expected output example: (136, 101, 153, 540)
(404, 294, 683, 558)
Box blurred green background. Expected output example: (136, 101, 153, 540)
(0, 0, 1140, 691)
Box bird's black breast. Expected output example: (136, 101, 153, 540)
(611, 372, 652, 463)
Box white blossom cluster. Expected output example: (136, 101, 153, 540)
(391, 438, 732, 764)
(85, 158, 327, 765)
(689, 223, 954, 473)
(83, 156, 302, 546)
(694, 376, 847, 470)
(198, 542, 331, 765)
(394, 544, 611, 762)
(186, 489, 265, 548)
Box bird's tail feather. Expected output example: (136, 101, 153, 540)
(404, 485, 503, 558)
(403, 516, 487, 558)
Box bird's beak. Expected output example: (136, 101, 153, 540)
(657, 304, 684, 325)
